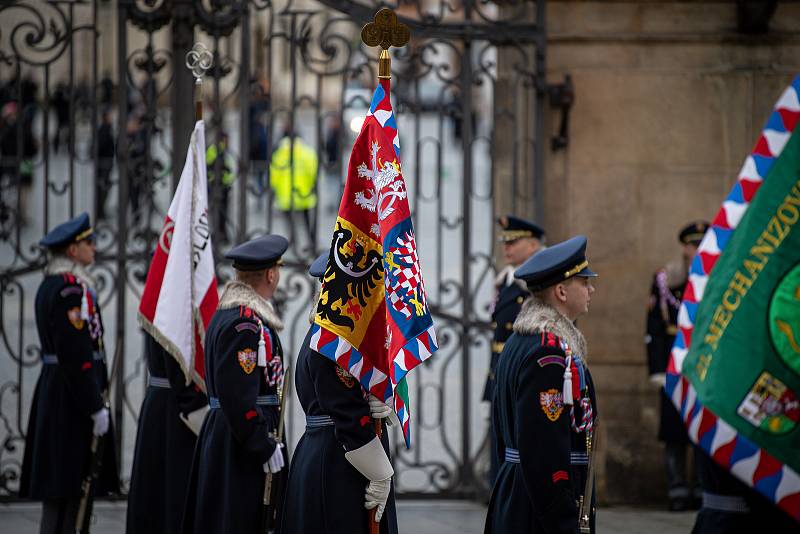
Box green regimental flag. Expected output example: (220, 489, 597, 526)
(667, 75, 800, 519)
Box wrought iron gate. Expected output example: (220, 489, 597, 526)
(0, 0, 545, 499)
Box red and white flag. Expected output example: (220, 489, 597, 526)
(138, 120, 218, 387)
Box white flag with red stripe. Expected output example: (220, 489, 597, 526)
(138, 120, 218, 387)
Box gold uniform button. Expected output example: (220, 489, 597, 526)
(516, 296, 524, 304)
(505, 322, 513, 330)
(491, 321, 497, 328)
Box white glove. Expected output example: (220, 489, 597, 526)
(364, 477, 391, 522)
(344, 436, 394, 522)
(368, 394, 400, 427)
(263, 443, 285, 474)
(91, 407, 110, 437)
(180, 406, 209, 436)
(649, 373, 666, 388)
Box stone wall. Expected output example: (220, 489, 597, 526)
(541, 0, 800, 504)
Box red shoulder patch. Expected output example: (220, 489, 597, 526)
(546, 332, 559, 347)
(81, 361, 92, 371)
(539, 331, 562, 348)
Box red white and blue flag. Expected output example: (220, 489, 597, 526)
(310, 78, 438, 447)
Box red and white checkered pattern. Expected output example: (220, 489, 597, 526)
(385, 231, 427, 318)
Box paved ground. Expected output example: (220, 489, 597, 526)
(0, 500, 697, 533)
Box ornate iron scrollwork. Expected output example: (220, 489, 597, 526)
(0, 0, 545, 500)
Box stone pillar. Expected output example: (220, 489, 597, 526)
(541, 0, 800, 504)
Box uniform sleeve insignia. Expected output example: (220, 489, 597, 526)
(238, 348, 257, 374)
(67, 307, 85, 330)
(234, 321, 259, 334)
(60, 286, 83, 298)
(336, 365, 356, 388)
(537, 355, 566, 368)
(540, 388, 564, 421)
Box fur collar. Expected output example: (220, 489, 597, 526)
(662, 260, 687, 288)
(513, 296, 588, 361)
(308, 287, 320, 325)
(495, 265, 527, 291)
(218, 281, 284, 331)
(45, 256, 97, 289)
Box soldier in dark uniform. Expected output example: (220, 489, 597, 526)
(280, 253, 398, 534)
(645, 221, 708, 511)
(182, 235, 288, 534)
(485, 235, 598, 534)
(126, 332, 209, 533)
(20, 212, 120, 534)
(484, 215, 545, 483)
(692, 436, 799, 532)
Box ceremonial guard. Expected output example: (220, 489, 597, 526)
(280, 253, 398, 534)
(484, 215, 545, 481)
(692, 449, 798, 533)
(645, 221, 707, 511)
(485, 215, 546, 402)
(485, 236, 598, 534)
(126, 332, 209, 533)
(20, 212, 120, 533)
(182, 235, 288, 534)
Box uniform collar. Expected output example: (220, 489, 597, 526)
(495, 264, 525, 290)
(513, 296, 589, 362)
(218, 281, 284, 331)
(45, 256, 97, 289)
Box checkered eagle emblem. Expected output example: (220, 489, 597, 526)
(385, 230, 427, 319)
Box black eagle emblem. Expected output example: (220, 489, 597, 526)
(317, 222, 383, 332)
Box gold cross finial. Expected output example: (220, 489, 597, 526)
(361, 8, 410, 79)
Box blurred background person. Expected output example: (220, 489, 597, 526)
(0, 101, 37, 224)
(270, 125, 318, 254)
(483, 215, 545, 485)
(95, 108, 115, 221)
(206, 130, 236, 244)
(645, 221, 708, 511)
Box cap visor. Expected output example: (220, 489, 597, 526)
(577, 266, 598, 277)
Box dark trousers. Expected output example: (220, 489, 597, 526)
(40, 497, 80, 534)
(665, 441, 700, 502)
(488, 418, 499, 487)
(284, 209, 316, 255)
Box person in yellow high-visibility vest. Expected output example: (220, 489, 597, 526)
(207, 131, 236, 243)
(269, 128, 318, 251)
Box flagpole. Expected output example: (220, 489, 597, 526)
(186, 42, 213, 121)
(361, 9, 409, 533)
(185, 43, 213, 384)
